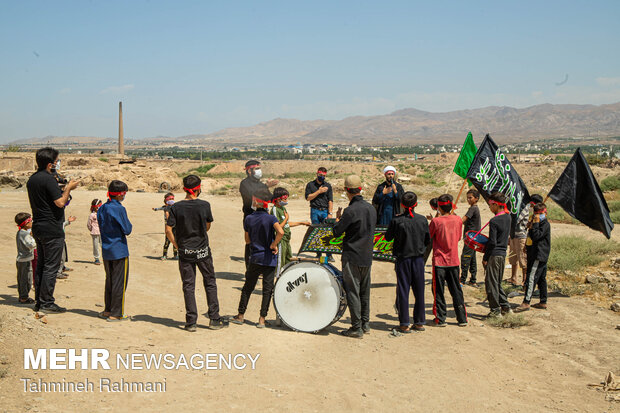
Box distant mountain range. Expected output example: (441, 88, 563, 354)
(9, 102, 620, 146)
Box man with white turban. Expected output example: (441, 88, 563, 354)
(372, 166, 405, 226)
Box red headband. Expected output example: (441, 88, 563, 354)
(252, 196, 270, 209)
(165, 195, 175, 201)
(317, 170, 327, 175)
(273, 195, 288, 202)
(401, 203, 418, 217)
(245, 164, 260, 171)
(107, 191, 127, 200)
(17, 217, 32, 229)
(489, 200, 509, 214)
(184, 185, 201, 195)
(437, 200, 457, 210)
(90, 201, 102, 212)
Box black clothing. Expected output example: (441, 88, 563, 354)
(482, 213, 511, 262)
(371, 181, 404, 221)
(34, 237, 64, 307)
(460, 245, 477, 283)
(237, 263, 276, 317)
(166, 199, 214, 263)
(526, 220, 551, 262)
(432, 266, 467, 324)
(304, 180, 333, 210)
(239, 176, 270, 218)
(103, 257, 129, 318)
(463, 204, 481, 239)
(384, 212, 430, 260)
(178, 256, 221, 324)
(333, 195, 377, 267)
(395, 256, 426, 326)
(485, 255, 510, 312)
(524, 258, 548, 304)
(27, 170, 65, 239)
(342, 258, 371, 330)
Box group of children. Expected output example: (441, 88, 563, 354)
(14, 175, 551, 332)
(384, 188, 551, 332)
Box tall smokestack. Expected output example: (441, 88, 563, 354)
(118, 101, 124, 156)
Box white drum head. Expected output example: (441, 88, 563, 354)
(274, 262, 342, 332)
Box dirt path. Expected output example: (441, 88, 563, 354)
(0, 190, 618, 412)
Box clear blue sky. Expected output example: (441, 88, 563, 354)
(1, 0, 619, 142)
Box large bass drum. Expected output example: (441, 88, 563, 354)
(273, 261, 347, 333)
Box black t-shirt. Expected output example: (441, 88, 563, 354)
(483, 213, 511, 262)
(166, 199, 214, 262)
(332, 195, 377, 266)
(239, 176, 271, 218)
(385, 212, 430, 260)
(26, 170, 65, 239)
(463, 204, 481, 238)
(304, 180, 333, 210)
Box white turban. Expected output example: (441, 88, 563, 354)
(383, 166, 396, 174)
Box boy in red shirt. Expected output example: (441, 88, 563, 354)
(429, 194, 467, 327)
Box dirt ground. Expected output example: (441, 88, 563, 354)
(0, 186, 619, 412)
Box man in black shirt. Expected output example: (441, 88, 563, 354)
(333, 175, 377, 338)
(27, 147, 79, 313)
(166, 175, 228, 332)
(385, 191, 430, 332)
(239, 160, 277, 267)
(482, 192, 512, 318)
(305, 167, 333, 223)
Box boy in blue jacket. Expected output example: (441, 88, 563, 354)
(97, 180, 133, 321)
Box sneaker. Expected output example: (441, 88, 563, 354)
(56, 274, 68, 280)
(184, 324, 197, 332)
(340, 328, 363, 338)
(532, 302, 547, 310)
(458, 322, 468, 327)
(209, 318, 229, 330)
(514, 303, 530, 313)
(501, 307, 513, 315)
(362, 323, 370, 334)
(412, 325, 426, 332)
(40, 303, 67, 314)
(94, 260, 101, 265)
(486, 311, 502, 319)
(433, 319, 447, 327)
(160, 255, 167, 261)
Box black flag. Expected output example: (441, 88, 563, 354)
(466, 134, 531, 217)
(548, 148, 614, 239)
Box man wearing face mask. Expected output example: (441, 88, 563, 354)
(27, 147, 79, 313)
(372, 166, 404, 227)
(239, 160, 277, 267)
(305, 167, 334, 261)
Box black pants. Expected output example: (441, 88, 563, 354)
(34, 237, 64, 307)
(523, 258, 548, 304)
(163, 231, 177, 257)
(238, 263, 276, 318)
(395, 257, 425, 326)
(178, 256, 221, 325)
(16, 261, 33, 300)
(342, 259, 372, 330)
(432, 266, 467, 324)
(460, 245, 477, 283)
(104, 257, 129, 318)
(484, 255, 510, 312)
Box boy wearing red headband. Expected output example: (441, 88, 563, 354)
(166, 175, 228, 331)
(385, 191, 430, 332)
(515, 202, 551, 312)
(15, 212, 36, 304)
(270, 187, 310, 269)
(87, 199, 102, 265)
(460, 189, 481, 286)
(232, 187, 284, 328)
(429, 194, 468, 327)
(153, 192, 177, 260)
(482, 192, 512, 318)
(97, 180, 132, 321)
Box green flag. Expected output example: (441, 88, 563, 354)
(453, 132, 477, 179)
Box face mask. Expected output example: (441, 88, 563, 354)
(166, 200, 175, 206)
(280, 201, 288, 206)
(51, 160, 60, 172)
(539, 213, 546, 221)
(253, 169, 263, 179)
(317, 175, 325, 183)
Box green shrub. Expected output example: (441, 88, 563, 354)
(191, 164, 216, 175)
(98, 157, 108, 163)
(600, 175, 620, 192)
(610, 210, 620, 224)
(546, 205, 577, 224)
(486, 313, 531, 328)
(608, 200, 620, 212)
(548, 235, 620, 272)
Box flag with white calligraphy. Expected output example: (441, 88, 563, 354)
(466, 134, 531, 217)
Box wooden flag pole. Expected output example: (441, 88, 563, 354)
(454, 178, 468, 205)
(543, 194, 550, 204)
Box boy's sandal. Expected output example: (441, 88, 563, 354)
(98, 311, 110, 319)
(106, 315, 131, 322)
(19, 298, 35, 304)
(256, 321, 271, 329)
(229, 317, 244, 325)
